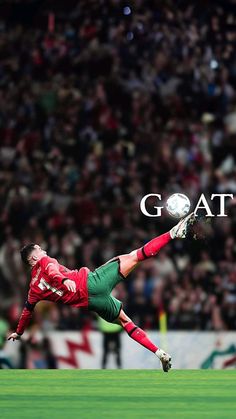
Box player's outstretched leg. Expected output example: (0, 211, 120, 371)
(117, 309, 171, 372)
(118, 212, 196, 277)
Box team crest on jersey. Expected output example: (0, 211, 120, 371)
(31, 267, 41, 285)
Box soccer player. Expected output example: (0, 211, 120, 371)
(8, 213, 196, 372)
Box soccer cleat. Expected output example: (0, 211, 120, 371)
(170, 212, 196, 239)
(155, 349, 172, 372)
(160, 352, 172, 373)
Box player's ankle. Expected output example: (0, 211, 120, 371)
(169, 227, 176, 239)
(155, 348, 165, 359)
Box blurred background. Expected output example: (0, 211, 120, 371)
(0, 0, 236, 369)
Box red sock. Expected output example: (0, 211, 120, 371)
(124, 321, 158, 353)
(137, 232, 171, 261)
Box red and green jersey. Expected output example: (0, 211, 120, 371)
(16, 256, 89, 335)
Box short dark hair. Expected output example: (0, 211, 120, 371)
(20, 243, 36, 265)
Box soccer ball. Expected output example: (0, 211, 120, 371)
(166, 193, 191, 218)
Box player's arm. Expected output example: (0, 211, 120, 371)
(8, 295, 38, 341)
(42, 257, 76, 292)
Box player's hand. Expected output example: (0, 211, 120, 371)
(63, 279, 76, 292)
(7, 332, 21, 341)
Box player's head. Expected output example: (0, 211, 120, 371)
(20, 244, 47, 266)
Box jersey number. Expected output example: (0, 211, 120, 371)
(38, 278, 63, 297)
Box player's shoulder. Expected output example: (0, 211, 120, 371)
(39, 255, 58, 269)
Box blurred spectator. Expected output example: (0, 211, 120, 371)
(0, 315, 12, 368)
(18, 335, 58, 369)
(98, 317, 122, 369)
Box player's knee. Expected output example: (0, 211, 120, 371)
(118, 251, 138, 263)
(130, 250, 138, 261)
(118, 252, 139, 278)
(117, 310, 131, 327)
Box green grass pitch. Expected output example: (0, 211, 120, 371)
(0, 370, 236, 419)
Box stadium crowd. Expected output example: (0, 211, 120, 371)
(0, 0, 236, 338)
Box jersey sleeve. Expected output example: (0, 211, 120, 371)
(16, 289, 39, 335)
(40, 256, 67, 285)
